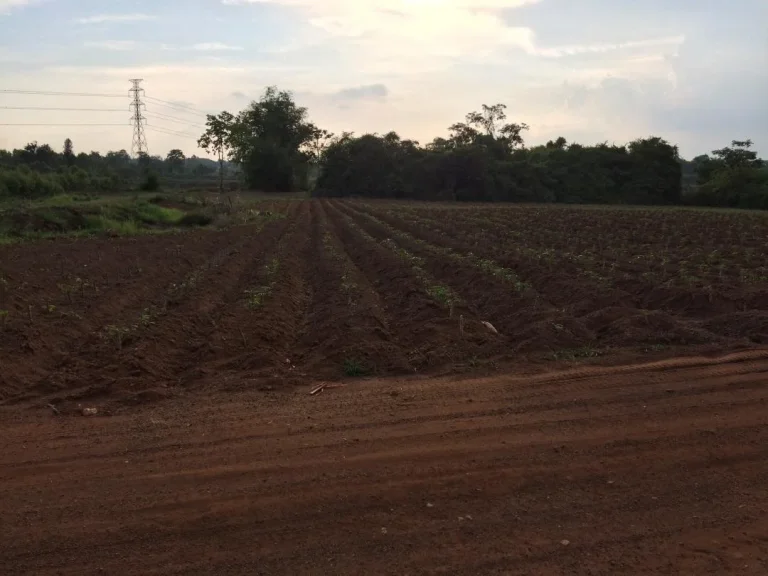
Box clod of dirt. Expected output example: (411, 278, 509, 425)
(81, 407, 98, 416)
(561, 540, 570, 546)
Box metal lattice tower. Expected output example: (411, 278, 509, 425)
(129, 79, 148, 156)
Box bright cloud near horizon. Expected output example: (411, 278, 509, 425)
(0, 0, 766, 159)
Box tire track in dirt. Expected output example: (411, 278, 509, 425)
(325, 200, 500, 373)
(1, 351, 766, 575)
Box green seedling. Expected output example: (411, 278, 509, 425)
(0, 309, 8, 331)
(104, 324, 131, 351)
(343, 357, 368, 377)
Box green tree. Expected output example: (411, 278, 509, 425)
(63, 138, 74, 167)
(165, 148, 186, 174)
(198, 111, 235, 194)
(448, 104, 529, 152)
(136, 151, 151, 174)
(306, 127, 335, 164)
(227, 86, 317, 191)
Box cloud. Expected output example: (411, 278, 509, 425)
(332, 84, 388, 101)
(75, 13, 156, 25)
(231, 91, 249, 100)
(83, 41, 136, 51)
(222, 0, 543, 75)
(192, 43, 244, 51)
(159, 43, 244, 52)
(534, 35, 685, 58)
(0, 0, 29, 12)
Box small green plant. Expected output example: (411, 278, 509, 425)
(0, 309, 8, 331)
(245, 286, 271, 309)
(427, 284, 459, 309)
(104, 324, 132, 351)
(343, 357, 368, 377)
(548, 346, 601, 361)
(138, 307, 157, 328)
(57, 281, 76, 303)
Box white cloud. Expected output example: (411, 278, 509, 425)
(191, 43, 244, 51)
(83, 41, 136, 51)
(75, 13, 156, 25)
(158, 43, 244, 52)
(0, 0, 35, 14)
(534, 35, 685, 58)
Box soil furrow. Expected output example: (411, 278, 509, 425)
(324, 200, 501, 373)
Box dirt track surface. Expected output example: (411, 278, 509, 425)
(2, 350, 768, 575)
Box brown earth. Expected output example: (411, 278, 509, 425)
(2, 200, 768, 573)
(1, 350, 767, 575)
(1, 199, 767, 411)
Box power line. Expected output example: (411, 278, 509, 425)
(0, 123, 128, 126)
(0, 106, 126, 112)
(143, 99, 207, 117)
(144, 95, 209, 116)
(145, 112, 205, 128)
(145, 125, 199, 140)
(145, 122, 193, 134)
(0, 89, 128, 98)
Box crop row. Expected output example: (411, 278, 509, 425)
(365, 203, 768, 289)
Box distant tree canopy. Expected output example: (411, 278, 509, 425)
(313, 109, 684, 206)
(683, 140, 768, 209)
(0, 138, 232, 199)
(1, 86, 766, 209)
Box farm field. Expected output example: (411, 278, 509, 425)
(1, 199, 768, 410)
(1, 199, 768, 574)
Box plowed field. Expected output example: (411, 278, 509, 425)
(2, 200, 767, 410)
(1, 200, 767, 574)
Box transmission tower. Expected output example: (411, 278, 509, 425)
(129, 79, 148, 156)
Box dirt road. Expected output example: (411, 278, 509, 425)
(2, 350, 767, 575)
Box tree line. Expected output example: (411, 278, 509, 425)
(196, 87, 766, 208)
(0, 140, 230, 198)
(2, 85, 766, 209)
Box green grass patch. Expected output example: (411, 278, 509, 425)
(548, 346, 602, 361)
(343, 357, 369, 377)
(0, 195, 215, 241)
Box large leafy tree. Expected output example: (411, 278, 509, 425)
(226, 86, 317, 191)
(165, 148, 186, 174)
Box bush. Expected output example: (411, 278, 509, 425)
(139, 173, 160, 192)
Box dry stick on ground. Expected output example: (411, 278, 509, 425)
(459, 314, 465, 337)
(310, 382, 328, 395)
(239, 329, 247, 349)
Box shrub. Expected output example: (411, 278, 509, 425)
(139, 173, 160, 192)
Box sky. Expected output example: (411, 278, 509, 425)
(0, 0, 766, 160)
